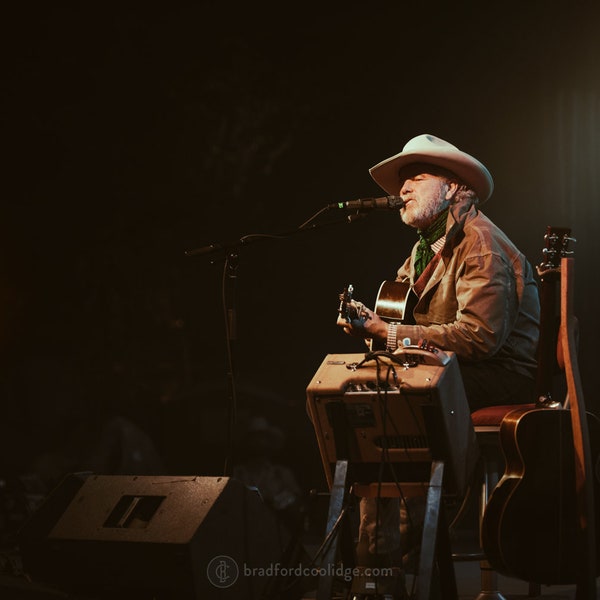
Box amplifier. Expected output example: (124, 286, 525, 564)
(306, 352, 478, 497)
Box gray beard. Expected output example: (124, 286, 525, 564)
(402, 196, 448, 230)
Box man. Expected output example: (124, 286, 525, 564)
(337, 134, 540, 592)
(339, 133, 540, 411)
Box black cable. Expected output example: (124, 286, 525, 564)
(358, 351, 434, 597)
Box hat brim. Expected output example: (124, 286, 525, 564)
(369, 148, 494, 203)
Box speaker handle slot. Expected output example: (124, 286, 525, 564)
(103, 495, 166, 529)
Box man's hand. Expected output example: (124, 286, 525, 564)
(336, 301, 388, 342)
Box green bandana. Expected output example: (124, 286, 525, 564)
(414, 208, 449, 278)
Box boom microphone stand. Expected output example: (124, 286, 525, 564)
(184, 201, 383, 475)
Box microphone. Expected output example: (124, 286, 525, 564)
(330, 196, 406, 210)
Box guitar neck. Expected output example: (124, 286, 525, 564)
(534, 226, 572, 405)
(560, 256, 597, 597)
(534, 273, 560, 403)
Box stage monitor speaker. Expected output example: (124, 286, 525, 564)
(19, 473, 291, 599)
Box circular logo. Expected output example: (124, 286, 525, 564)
(206, 555, 239, 588)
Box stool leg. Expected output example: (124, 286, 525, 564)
(475, 453, 508, 600)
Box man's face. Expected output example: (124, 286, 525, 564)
(398, 165, 457, 230)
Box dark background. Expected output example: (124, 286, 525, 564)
(2, 2, 599, 506)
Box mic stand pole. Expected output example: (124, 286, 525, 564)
(185, 209, 368, 477)
(223, 249, 239, 476)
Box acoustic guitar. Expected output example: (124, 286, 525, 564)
(338, 279, 415, 354)
(340, 279, 417, 335)
(338, 280, 413, 327)
(338, 280, 455, 370)
(481, 227, 600, 588)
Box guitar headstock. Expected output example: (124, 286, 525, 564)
(537, 226, 575, 280)
(339, 284, 357, 322)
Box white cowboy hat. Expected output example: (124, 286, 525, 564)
(369, 134, 494, 202)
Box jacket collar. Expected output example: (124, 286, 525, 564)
(444, 198, 478, 252)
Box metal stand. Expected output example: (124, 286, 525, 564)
(475, 450, 507, 600)
(317, 459, 351, 600)
(417, 460, 458, 600)
(316, 459, 458, 600)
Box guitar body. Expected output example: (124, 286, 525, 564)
(374, 280, 414, 323)
(481, 406, 600, 584)
(373, 280, 416, 350)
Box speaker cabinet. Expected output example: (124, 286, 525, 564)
(19, 474, 291, 599)
(306, 352, 478, 497)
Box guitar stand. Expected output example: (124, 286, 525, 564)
(316, 459, 458, 600)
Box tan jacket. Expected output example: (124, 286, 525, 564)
(395, 199, 540, 378)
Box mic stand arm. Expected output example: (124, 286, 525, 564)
(184, 209, 367, 258)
